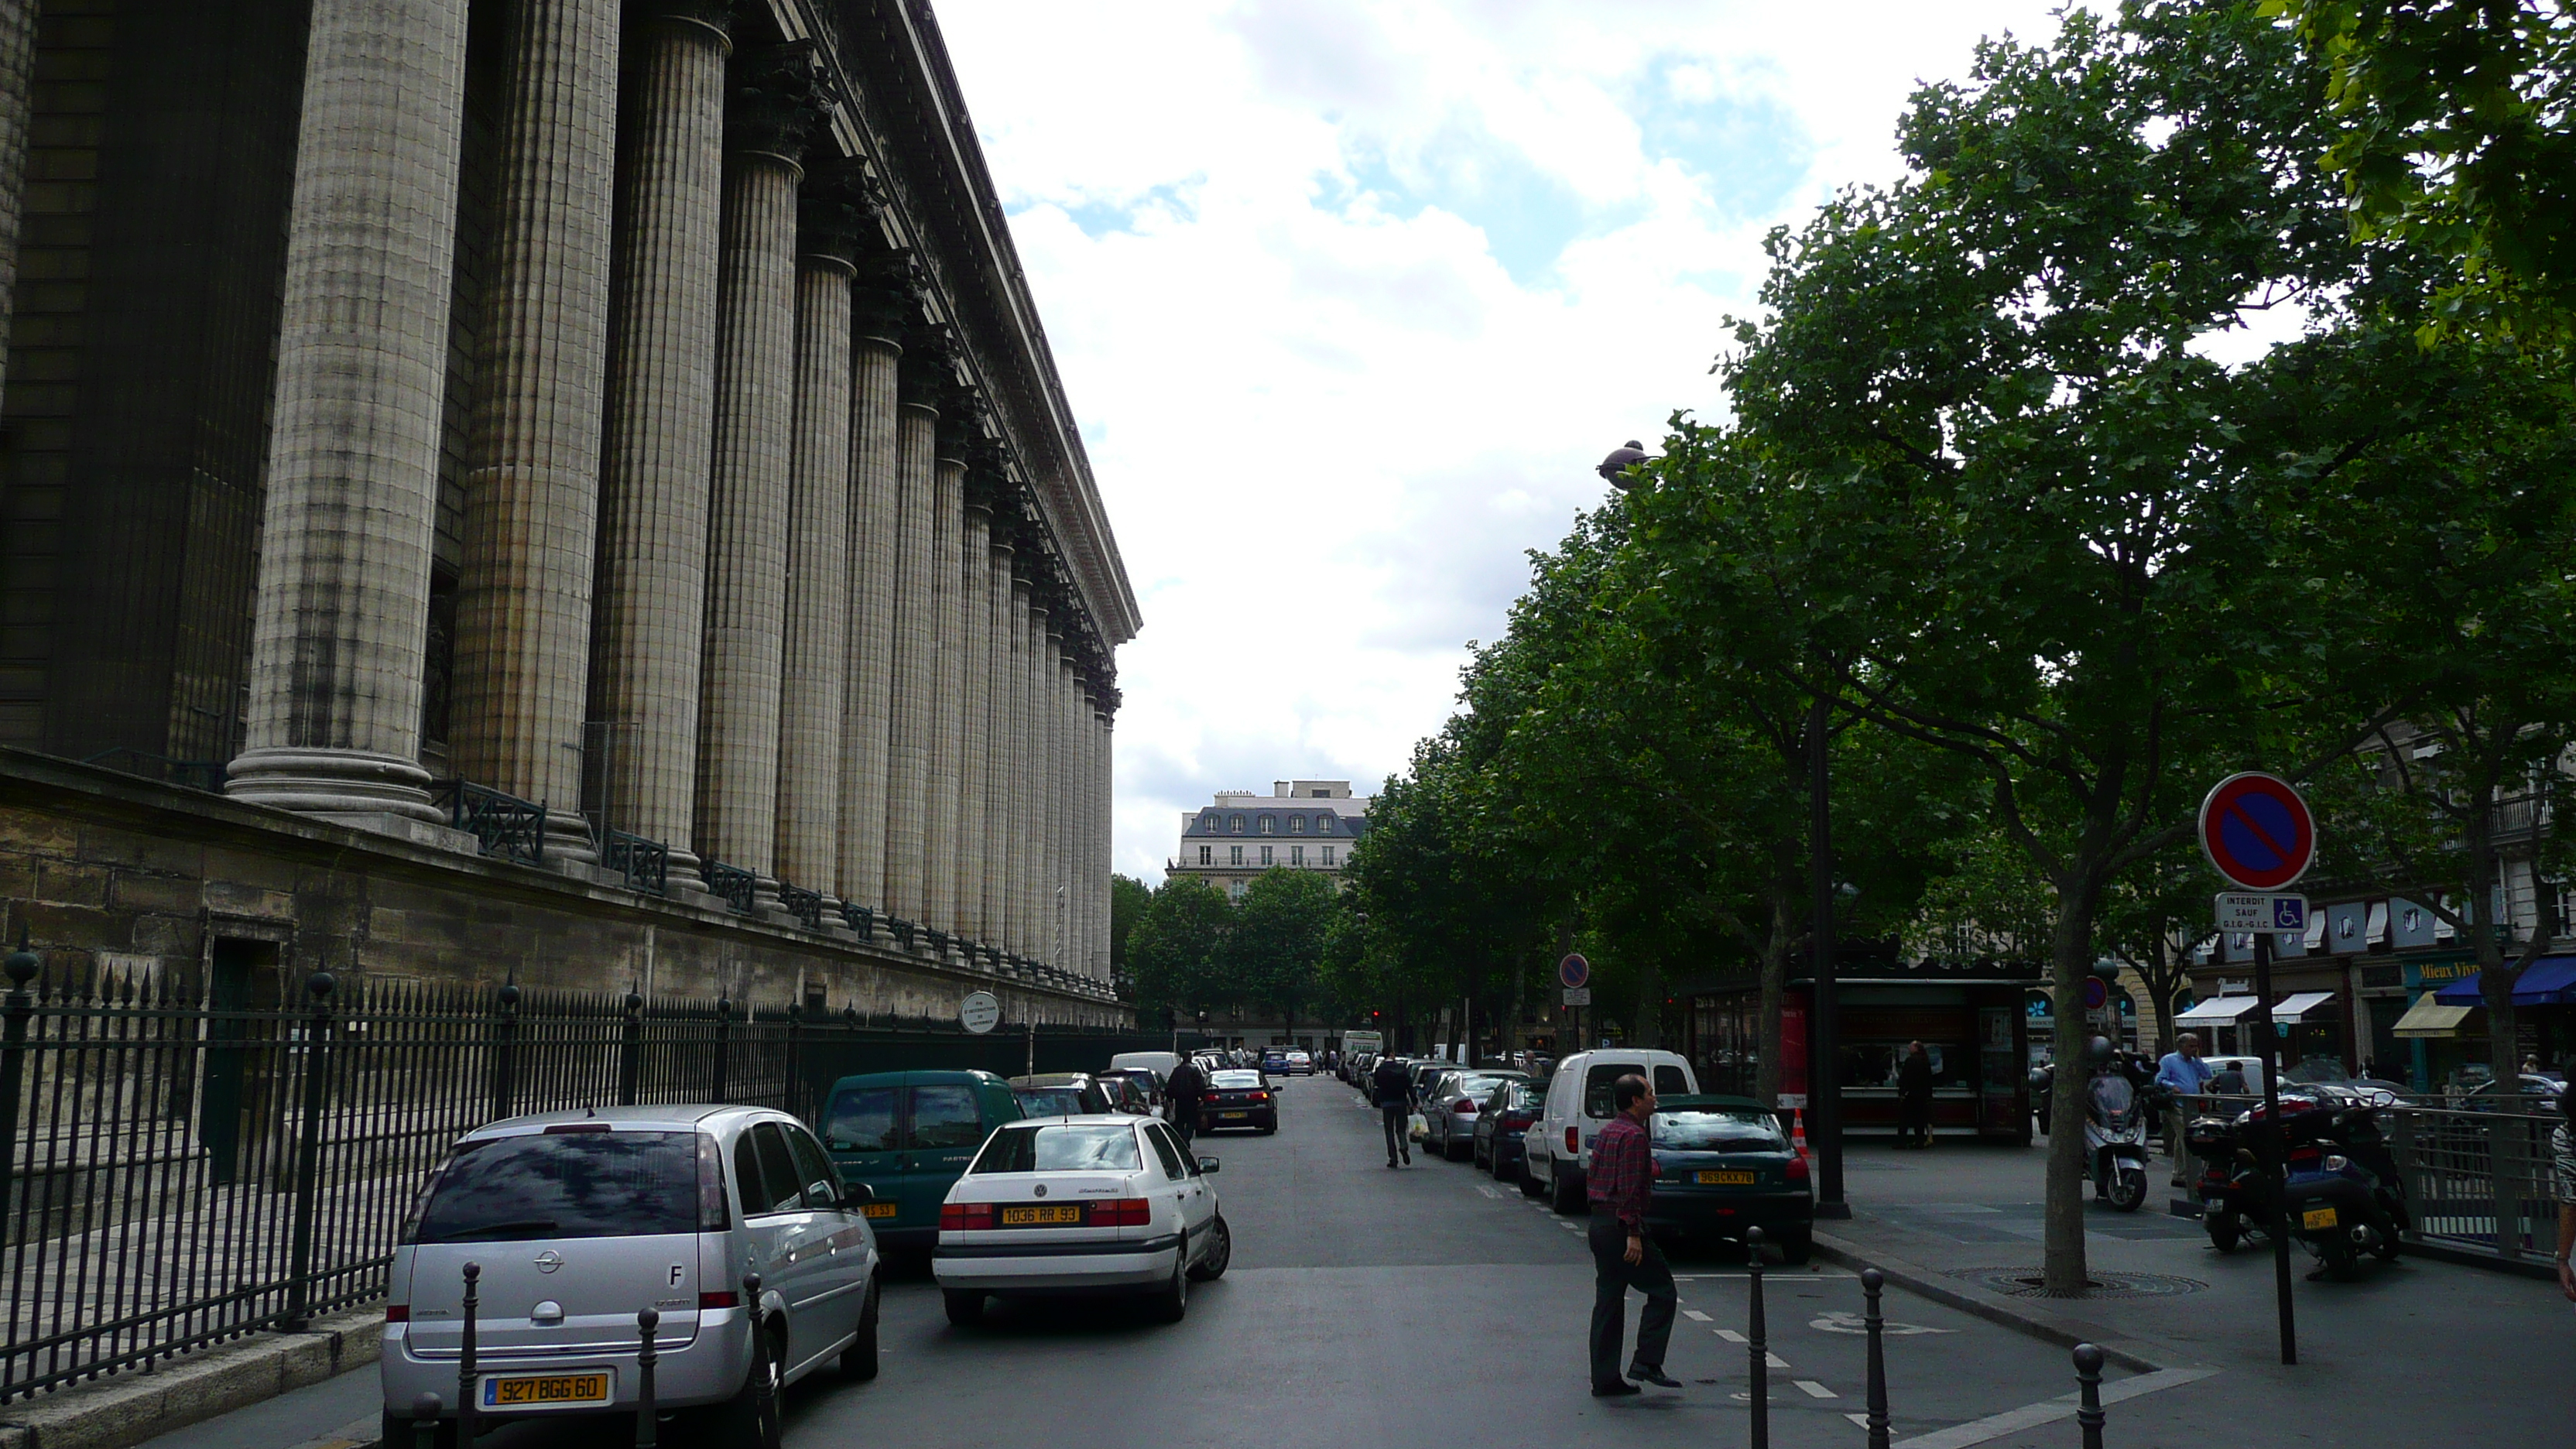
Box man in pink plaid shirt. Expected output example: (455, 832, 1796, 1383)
(1587, 1074, 1679, 1396)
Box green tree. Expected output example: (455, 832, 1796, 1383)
(1228, 868, 1341, 1043)
(1108, 873, 1152, 999)
(1125, 878, 1234, 1024)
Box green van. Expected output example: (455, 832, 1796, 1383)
(819, 1069, 1025, 1250)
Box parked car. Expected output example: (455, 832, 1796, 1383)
(933, 1115, 1231, 1326)
(382, 1105, 881, 1449)
(1474, 1077, 1547, 1180)
(1197, 1068, 1279, 1133)
(1423, 1070, 1527, 1160)
(1523, 1049, 1699, 1214)
(820, 1069, 1025, 1252)
(1406, 1060, 1457, 1114)
(1284, 1050, 1314, 1075)
(1108, 1050, 1184, 1084)
(1259, 1049, 1290, 1077)
(1643, 1094, 1814, 1261)
(1009, 1073, 1115, 1118)
(1097, 1072, 1156, 1115)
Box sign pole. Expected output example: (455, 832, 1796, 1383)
(1810, 695, 1846, 1218)
(2252, 928, 2297, 1365)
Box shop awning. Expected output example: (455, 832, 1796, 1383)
(2392, 996, 2475, 1040)
(2272, 992, 2336, 1023)
(2434, 956, 2576, 1007)
(2174, 995, 2260, 1026)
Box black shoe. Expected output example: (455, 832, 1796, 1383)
(1387, 1160, 1398, 1169)
(1591, 1382, 1642, 1398)
(1628, 1365, 1681, 1388)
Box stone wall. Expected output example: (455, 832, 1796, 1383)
(0, 746, 1125, 1026)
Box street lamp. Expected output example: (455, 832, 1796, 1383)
(1596, 440, 1651, 488)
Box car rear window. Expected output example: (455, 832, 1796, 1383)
(823, 1086, 899, 1152)
(410, 1129, 699, 1242)
(1209, 1070, 1263, 1088)
(1652, 1110, 1785, 1151)
(1014, 1088, 1089, 1117)
(971, 1123, 1143, 1173)
(911, 1084, 986, 1149)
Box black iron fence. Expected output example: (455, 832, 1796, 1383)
(0, 958, 1160, 1402)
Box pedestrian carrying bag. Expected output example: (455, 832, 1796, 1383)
(1408, 1112, 1428, 1140)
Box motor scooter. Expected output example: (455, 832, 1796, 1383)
(2191, 1088, 2406, 1273)
(2084, 1069, 2159, 1211)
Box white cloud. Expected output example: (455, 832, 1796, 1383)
(936, 0, 2072, 881)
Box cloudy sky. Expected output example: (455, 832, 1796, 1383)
(938, 1, 2072, 882)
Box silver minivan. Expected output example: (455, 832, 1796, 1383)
(381, 1105, 881, 1447)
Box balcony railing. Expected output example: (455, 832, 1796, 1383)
(778, 884, 827, 932)
(433, 779, 546, 866)
(701, 860, 755, 915)
(598, 829, 667, 896)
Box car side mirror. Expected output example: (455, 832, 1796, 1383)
(839, 1182, 874, 1208)
(1197, 1156, 1221, 1173)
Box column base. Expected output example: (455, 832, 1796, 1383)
(228, 747, 440, 822)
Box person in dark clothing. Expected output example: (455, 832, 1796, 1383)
(1165, 1057, 1206, 1146)
(1896, 1041, 1934, 1149)
(1371, 1056, 1415, 1167)
(1587, 1073, 1678, 1396)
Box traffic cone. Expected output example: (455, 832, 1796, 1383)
(1791, 1109, 1811, 1159)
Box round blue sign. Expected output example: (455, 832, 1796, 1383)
(1558, 953, 1590, 990)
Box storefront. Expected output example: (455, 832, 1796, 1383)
(2396, 955, 2482, 1091)
(2170, 989, 2346, 1077)
(2432, 956, 2576, 1081)
(1684, 965, 2036, 1142)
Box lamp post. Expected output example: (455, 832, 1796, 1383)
(1810, 696, 1848, 1219)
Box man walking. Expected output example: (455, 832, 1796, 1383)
(1166, 1054, 1206, 1146)
(1588, 1074, 1679, 1397)
(2155, 1032, 2215, 1185)
(1372, 1054, 1415, 1167)
(1896, 1042, 1934, 1149)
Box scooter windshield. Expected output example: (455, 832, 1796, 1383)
(2089, 1077, 2135, 1115)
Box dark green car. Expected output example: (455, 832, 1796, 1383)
(820, 1069, 1025, 1251)
(1643, 1094, 1814, 1262)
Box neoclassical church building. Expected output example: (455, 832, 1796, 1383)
(0, 0, 1136, 1022)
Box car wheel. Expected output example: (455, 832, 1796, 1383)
(841, 1274, 880, 1381)
(1519, 1157, 1545, 1197)
(943, 1289, 985, 1327)
(1445, 1136, 1468, 1163)
(1150, 1249, 1190, 1324)
(1550, 1166, 1584, 1215)
(692, 1324, 783, 1449)
(1189, 1214, 1232, 1282)
(1776, 1228, 1814, 1266)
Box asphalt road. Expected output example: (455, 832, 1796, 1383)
(769, 1074, 2158, 1449)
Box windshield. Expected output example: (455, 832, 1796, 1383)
(1209, 1070, 1263, 1089)
(1012, 1088, 1091, 1117)
(2090, 1077, 2136, 1113)
(410, 1130, 699, 1242)
(1652, 1110, 1786, 1151)
(971, 1123, 1143, 1174)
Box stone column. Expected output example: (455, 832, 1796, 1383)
(884, 394, 939, 923)
(980, 529, 1015, 951)
(1009, 582, 1036, 957)
(922, 454, 964, 934)
(838, 327, 902, 911)
(228, 0, 470, 824)
(0, 0, 36, 402)
(450, 0, 621, 851)
(692, 60, 811, 896)
(1053, 642, 1077, 968)
(1071, 677, 1093, 978)
(588, 2, 729, 863)
(1094, 703, 1115, 978)
(773, 239, 854, 897)
(955, 500, 993, 947)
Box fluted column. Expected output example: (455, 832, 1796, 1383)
(1086, 690, 1106, 978)
(838, 332, 902, 910)
(450, 0, 620, 851)
(1009, 583, 1036, 957)
(1035, 625, 1061, 964)
(1094, 704, 1115, 978)
(923, 455, 965, 933)
(955, 501, 993, 945)
(1071, 677, 1093, 978)
(0, 0, 36, 402)
(773, 248, 853, 896)
(1053, 642, 1077, 967)
(588, 3, 729, 862)
(693, 114, 805, 892)
(885, 398, 939, 923)
(980, 530, 1015, 950)
(228, 0, 469, 822)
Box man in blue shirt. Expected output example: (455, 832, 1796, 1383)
(2155, 1033, 2215, 1184)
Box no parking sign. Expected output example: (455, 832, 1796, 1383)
(2197, 772, 2315, 891)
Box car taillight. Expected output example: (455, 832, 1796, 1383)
(1566, 1126, 1580, 1153)
(940, 1201, 995, 1231)
(1505, 1112, 1533, 1129)
(1251, 1091, 1269, 1102)
(697, 1290, 738, 1310)
(1785, 1156, 1810, 1185)
(1092, 1198, 1152, 1227)
(385, 1304, 409, 1324)
(2287, 1146, 2321, 1169)
(1455, 1100, 1478, 1114)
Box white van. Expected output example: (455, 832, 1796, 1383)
(1523, 1049, 1697, 1214)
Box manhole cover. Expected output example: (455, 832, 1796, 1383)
(1947, 1267, 2207, 1300)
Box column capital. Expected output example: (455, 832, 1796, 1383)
(798, 159, 880, 265)
(728, 39, 829, 163)
(853, 246, 923, 344)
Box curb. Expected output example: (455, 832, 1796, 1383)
(0, 1309, 382, 1449)
(1810, 1230, 2205, 1376)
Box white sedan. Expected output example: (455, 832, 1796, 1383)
(932, 1115, 1231, 1326)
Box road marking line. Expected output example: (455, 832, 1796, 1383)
(1889, 1368, 2218, 1449)
(1846, 1413, 1871, 1428)
(1714, 1329, 1746, 1344)
(1682, 1310, 1711, 1323)
(1767, 1352, 1790, 1369)
(1795, 1380, 1836, 1399)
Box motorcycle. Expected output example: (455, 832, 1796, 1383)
(2084, 1067, 2160, 1211)
(2190, 1087, 2406, 1275)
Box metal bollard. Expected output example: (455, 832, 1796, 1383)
(745, 1272, 777, 1430)
(635, 1307, 659, 1448)
(1862, 1267, 1890, 1449)
(457, 1262, 481, 1446)
(411, 1392, 442, 1449)
(2073, 1343, 2106, 1449)
(1745, 1226, 1769, 1449)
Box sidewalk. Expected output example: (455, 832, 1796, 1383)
(1814, 1136, 2572, 1445)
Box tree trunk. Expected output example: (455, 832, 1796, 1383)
(1633, 960, 1663, 1050)
(2043, 869, 2106, 1297)
(1756, 892, 1793, 1109)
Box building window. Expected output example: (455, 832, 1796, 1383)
(1258, 815, 1274, 834)
(1260, 845, 1274, 865)
(1230, 815, 1245, 834)
(1198, 845, 1211, 865)
(1290, 845, 1303, 865)
(1201, 811, 1218, 832)
(1317, 815, 1334, 834)
(1228, 880, 1245, 901)
(1290, 815, 1304, 834)
(1230, 845, 1243, 866)
(1322, 846, 1335, 865)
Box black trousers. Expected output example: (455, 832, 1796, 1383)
(1588, 1213, 1677, 1387)
(1170, 1101, 1197, 1145)
(1897, 1094, 1932, 1147)
(1380, 1101, 1410, 1163)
